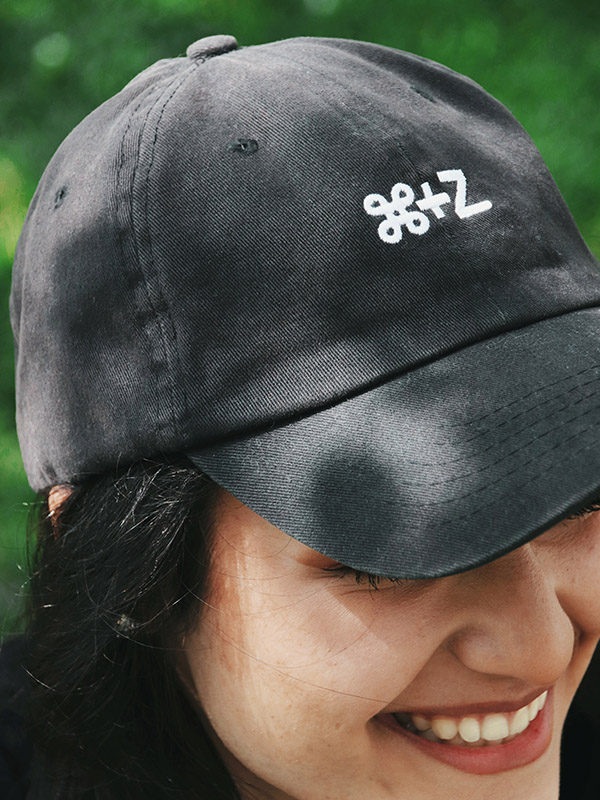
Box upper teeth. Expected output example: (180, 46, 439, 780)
(396, 690, 548, 746)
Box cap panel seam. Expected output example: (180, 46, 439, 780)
(128, 61, 198, 445)
(115, 79, 169, 447)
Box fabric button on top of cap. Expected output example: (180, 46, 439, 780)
(186, 35, 238, 60)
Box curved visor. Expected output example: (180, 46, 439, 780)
(188, 307, 600, 580)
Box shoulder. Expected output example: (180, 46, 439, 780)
(0, 635, 32, 799)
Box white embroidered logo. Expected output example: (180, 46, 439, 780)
(363, 168, 492, 244)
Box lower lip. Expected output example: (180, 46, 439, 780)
(377, 689, 554, 775)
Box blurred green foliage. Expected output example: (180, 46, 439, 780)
(1, 0, 599, 634)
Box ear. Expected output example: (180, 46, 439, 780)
(47, 484, 73, 538)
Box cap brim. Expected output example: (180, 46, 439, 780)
(188, 307, 600, 579)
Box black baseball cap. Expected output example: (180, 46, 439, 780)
(11, 35, 600, 579)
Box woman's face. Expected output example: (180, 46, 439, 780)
(180, 489, 600, 800)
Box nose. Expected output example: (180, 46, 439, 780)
(447, 542, 575, 686)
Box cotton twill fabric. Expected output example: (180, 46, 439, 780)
(190, 306, 600, 579)
(11, 35, 600, 579)
(12, 38, 600, 500)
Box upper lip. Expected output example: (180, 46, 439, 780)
(386, 686, 552, 717)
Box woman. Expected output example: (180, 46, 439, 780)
(4, 33, 600, 799)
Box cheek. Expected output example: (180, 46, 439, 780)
(183, 580, 439, 794)
(549, 520, 600, 636)
(192, 577, 437, 701)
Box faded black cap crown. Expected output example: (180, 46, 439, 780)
(11, 35, 600, 578)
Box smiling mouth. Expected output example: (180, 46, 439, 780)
(393, 689, 548, 748)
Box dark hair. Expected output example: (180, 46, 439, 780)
(25, 456, 241, 799)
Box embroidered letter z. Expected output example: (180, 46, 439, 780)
(363, 168, 492, 244)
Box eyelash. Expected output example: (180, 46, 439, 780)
(326, 565, 406, 590)
(327, 498, 600, 589)
(566, 497, 600, 519)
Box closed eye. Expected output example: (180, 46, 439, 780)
(323, 564, 407, 591)
(565, 493, 600, 519)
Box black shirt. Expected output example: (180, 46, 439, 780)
(1, 635, 599, 798)
(0, 638, 30, 799)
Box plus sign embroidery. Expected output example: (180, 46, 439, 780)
(363, 168, 492, 244)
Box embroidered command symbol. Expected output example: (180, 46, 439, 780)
(363, 168, 492, 244)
